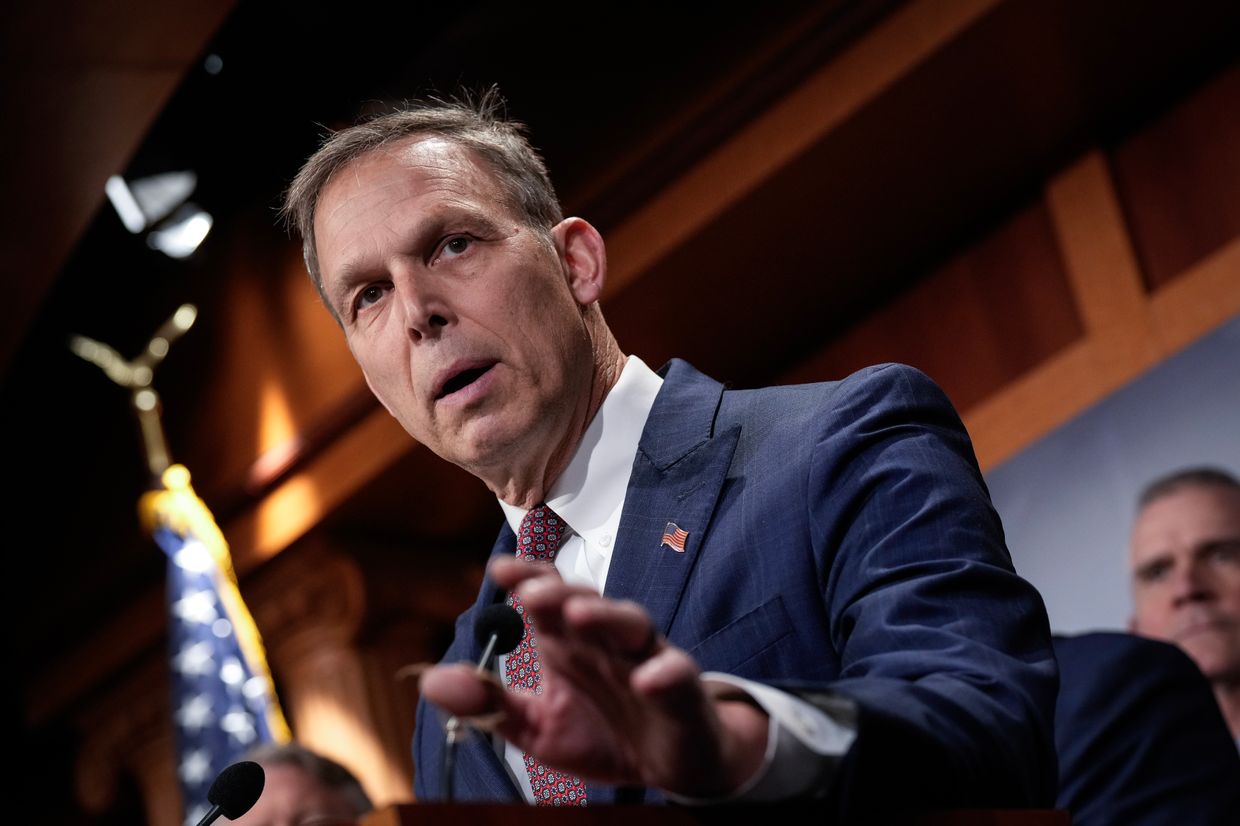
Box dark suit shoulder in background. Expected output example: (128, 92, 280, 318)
(1054, 632, 1240, 826)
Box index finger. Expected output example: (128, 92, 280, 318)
(562, 595, 665, 661)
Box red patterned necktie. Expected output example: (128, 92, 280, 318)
(505, 504, 588, 806)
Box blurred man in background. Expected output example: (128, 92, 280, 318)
(1129, 467, 1240, 745)
(234, 743, 372, 826)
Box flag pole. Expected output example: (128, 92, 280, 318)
(70, 306, 290, 824)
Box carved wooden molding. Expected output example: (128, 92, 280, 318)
(73, 656, 181, 826)
(248, 543, 368, 665)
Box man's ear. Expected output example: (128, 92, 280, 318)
(553, 217, 608, 307)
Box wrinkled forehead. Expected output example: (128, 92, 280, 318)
(389, 133, 504, 189)
(1130, 485, 1240, 558)
(314, 138, 507, 269)
(352, 133, 482, 189)
(314, 135, 515, 235)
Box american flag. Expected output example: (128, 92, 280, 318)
(660, 522, 689, 553)
(142, 465, 290, 825)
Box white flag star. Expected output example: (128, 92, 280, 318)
(219, 657, 245, 687)
(173, 539, 214, 573)
(179, 748, 212, 785)
(175, 694, 214, 732)
(221, 708, 258, 745)
(172, 589, 218, 625)
(242, 676, 268, 700)
(173, 641, 214, 677)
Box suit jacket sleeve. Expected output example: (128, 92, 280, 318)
(784, 363, 1058, 812)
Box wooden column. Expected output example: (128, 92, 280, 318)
(74, 658, 182, 826)
(250, 539, 414, 807)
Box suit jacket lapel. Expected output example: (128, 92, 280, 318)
(590, 359, 739, 805)
(476, 526, 514, 611)
(604, 359, 740, 640)
(460, 362, 740, 806)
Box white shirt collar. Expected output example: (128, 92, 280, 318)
(498, 355, 663, 546)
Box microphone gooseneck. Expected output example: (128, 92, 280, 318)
(442, 603, 525, 801)
(194, 760, 265, 826)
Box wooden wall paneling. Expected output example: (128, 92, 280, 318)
(165, 223, 369, 508)
(602, 0, 1000, 297)
(963, 150, 1154, 469)
(226, 407, 415, 571)
(1110, 64, 1240, 291)
(1148, 236, 1240, 356)
(1110, 59, 1240, 356)
(965, 57, 1240, 471)
(1044, 152, 1157, 376)
(781, 200, 1081, 412)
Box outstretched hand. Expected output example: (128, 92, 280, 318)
(420, 556, 769, 798)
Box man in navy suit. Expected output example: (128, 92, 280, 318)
(285, 92, 1057, 815)
(1128, 468, 1240, 746)
(1053, 633, 1240, 825)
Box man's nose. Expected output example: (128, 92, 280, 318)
(393, 265, 453, 342)
(1171, 560, 1216, 606)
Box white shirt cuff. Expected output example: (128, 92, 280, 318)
(664, 673, 858, 804)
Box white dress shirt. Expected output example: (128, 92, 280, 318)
(495, 355, 855, 801)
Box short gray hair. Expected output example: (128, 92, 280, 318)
(282, 88, 562, 302)
(1138, 466, 1240, 509)
(243, 742, 372, 815)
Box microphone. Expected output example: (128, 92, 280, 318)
(441, 603, 525, 800)
(194, 760, 265, 826)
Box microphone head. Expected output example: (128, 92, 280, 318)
(474, 603, 525, 655)
(207, 760, 265, 819)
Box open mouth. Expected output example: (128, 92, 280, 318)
(436, 363, 495, 400)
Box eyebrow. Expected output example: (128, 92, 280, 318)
(1132, 536, 1240, 580)
(1194, 536, 1240, 558)
(326, 206, 509, 314)
(327, 266, 366, 316)
(1133, 555, 1172, 581)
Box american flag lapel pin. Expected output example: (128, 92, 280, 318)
(661, 522, 688, 553)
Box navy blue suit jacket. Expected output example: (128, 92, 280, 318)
(1054, 632, 1240, 825)
(414, 360, 1058, 815)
